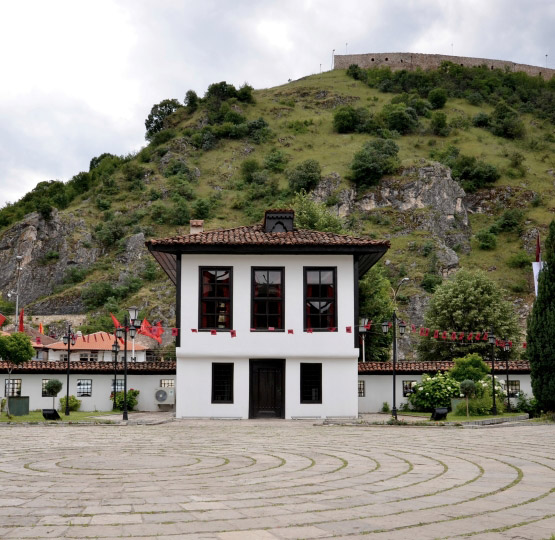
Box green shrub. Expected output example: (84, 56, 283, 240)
(59, 395, 81, 412)
(110, 389, 140, 411)
(145, 99, 182, 139)
(240, 159, 261, 183)
(184, 89, 199, 112)
(449, 353, 490, 382)
(428, 88, 447, 109)
(192, 198, 212, 220)
(490, 101, 525, 139)
(141, 259, 160, 281)
(264, 149, 289, 172)
(421, 273, 442, 293)
(472, 112, 490, 127)
(507, 252, 531, 268)
(430, 111, 449, 136)
(495, 209, 523, 232)
(63, 267, 89, 285)
(333, 106, 359, 133)
(287, 159, 321, 193)
(380, 103, 418, 134)
(381, 401, 390, 413)
(515, 392, 540, 417)
(349, 139, 400, 187)
(476, 230, 497, 250)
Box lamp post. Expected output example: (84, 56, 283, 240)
(381, 277, 410, 420)
(15, 255, 22, 321)
(62, 325, 76, 416)
(115, 307, 140, 421)
(358, 318, 369, 363)
(112, 340, 120, 411)
(504, 338, 511, 411)
(488, 328, 497, 415)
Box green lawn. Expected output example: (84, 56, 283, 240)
(0, 410, 117, 423)
(398, 410, 526, 422)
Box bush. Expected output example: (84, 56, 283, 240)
(192, 198, 212, 220)
(264, 149, 289, 172)
(59, 395, 81, 412)
(490, 101, 525, 139)
(110, 389, 140, 411)
(408, 372, 460, 411)
(421, 273, 442, 293)
(333, 106, 359, 133)
(472, 112, 490, 127)
(428, 88, 447, 109)
(184, 89, 199, 112)
(449, 353, 490, 382)
(495, 209, 524, 232)
(145, 99, 182, 139)
(515, 392, 541, 417)
(380, 103, 418, 134)
(507, 252, 531, 268)
(476, 230, 497, 250)
(430, 111, 449, 136)
(287, 159, 321, 193)
(240, 159, 261, 183)
(349, 139, 400, 187)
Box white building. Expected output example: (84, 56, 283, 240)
(147, 210, 389, 419)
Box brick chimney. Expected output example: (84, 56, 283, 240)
(190, 220, 204, 234)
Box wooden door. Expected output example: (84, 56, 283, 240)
(250, 360, 285, 418)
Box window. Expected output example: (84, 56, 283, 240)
(252, 268, 284, 330)
(200, 268, 232, 330)
(358, 380, 365, 397)
(304, 267, 337, 331)
(77, 379, 92, 397)
(4, 379, 21, 397)
(42, 379, 50, 397)
(300, 363, 322, 403)
(403, 380, 416, 397)
(507, 380, 520, 398)
(80, 352, 98, 362)
(212, 363, 233, 403)
(112, 379, 124, 392)
(160, 379, 175, 388)
(60, 353, 68, 362)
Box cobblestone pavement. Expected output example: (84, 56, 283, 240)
(0, 420, 554, 539)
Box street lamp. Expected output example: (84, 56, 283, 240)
(358, 318, 369, 363)
(112, 340, 120, 411)
(488, 328, 497, 415)
(7, 256, 23, 325)
(504, 338, 511, 411)
(381, 277, 410, 420)
(115, 307, 140, 421)
(62, 325, 77, 416)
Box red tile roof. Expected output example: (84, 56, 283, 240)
(146, 224, 390, 248)
(358, 360, 531, 374)
(0, 360, 175, 374)
(46, 332, 147, 351)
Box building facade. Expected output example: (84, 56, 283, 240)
(147, 210, 389, 419)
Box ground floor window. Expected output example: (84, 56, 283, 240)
(212, 363, 233, 403)
(112, 379, 124, 392)
(77, 379, 92, 397)
(507, 380, 520, 398)
(358, 380, 365, 397)
(4, 379, 22, 397)
(41, 379, 50, 397)
(403, 380, 416, 397)
(300, 363, 322, 403)
(160, 379, 175, 388)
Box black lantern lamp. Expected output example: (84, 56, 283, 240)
(62, 326, 77, 416)
(358, 318, 369, 363)
(488, 328, 497, 415)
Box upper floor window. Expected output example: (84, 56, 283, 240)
(199, 268, 232, 330)
(252, 268, 284, 330)
(304, 267, 337, 331)
(80, 352, 98, 362)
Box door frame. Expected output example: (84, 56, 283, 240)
(249, 359, 286, 419)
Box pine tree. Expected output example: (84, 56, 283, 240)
(527, 220, 555, 411)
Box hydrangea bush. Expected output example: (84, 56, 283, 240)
(408, 372, 460, 411)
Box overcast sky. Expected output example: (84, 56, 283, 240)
(0, 0, 553, 208)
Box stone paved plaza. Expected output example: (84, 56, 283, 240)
(0, 420, 554, 539)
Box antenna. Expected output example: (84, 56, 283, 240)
(331, 49, 335, 70)
(451, 43, 453, 55)
(345, 42, 348, 54)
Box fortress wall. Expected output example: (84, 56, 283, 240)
(334, 52, 555, 80)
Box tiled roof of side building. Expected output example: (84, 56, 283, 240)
(146, 224, 390, 248)
(0, 360, 176, 374)
(358, 360, 531, 374)
(46, 332, 148, 351)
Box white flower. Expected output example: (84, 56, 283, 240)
(460, 394, 464, 398)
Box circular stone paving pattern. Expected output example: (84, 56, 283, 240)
(0, 420, 554, 539)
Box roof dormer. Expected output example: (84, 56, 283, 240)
(264, 209, 294, 233)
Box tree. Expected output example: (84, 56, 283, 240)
(449, 353, 490, 382)
(359, 265, 394, 362)
(430, 111, 448, 136)
(44, 379, 63, 409)
(333, 106, 359, 133)
(144, 99, 182, 140)
(459, 379, 476, 417)
(428, 88, 447, 109)
(184, 90, 199, 112)
(292, 191, 343, 233)
(417, 270, 519, 363)
(527, 220, 555, 411)
(0, 333, 35, 416)
(287, 159, 321, 193)
(349, 139, 400, 187)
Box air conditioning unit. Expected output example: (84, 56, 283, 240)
(155, 387, 175, 405)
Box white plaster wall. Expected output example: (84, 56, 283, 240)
(2, 374, 175, 412)
(178, 254, 358, 360)
(46, 350, 147, 363)
(359, 373, 533, 412)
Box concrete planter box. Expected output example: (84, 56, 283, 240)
(8, 396, 30, 416)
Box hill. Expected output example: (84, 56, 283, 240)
(1, 61, 554, 356)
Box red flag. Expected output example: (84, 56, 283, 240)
(482, 332, 488, 341)
(110, 313, 121, 329)
(230, 330, 236, 338)
(419, 327, 426, 336)
(536, 234, 541, 263)
(423, 328, 430, 337)
(433, 330, 439, 339)
(522, 342, 527, 349)
(288, 329, 294, 334)
(36, 336, 41, 345)
(365, 321, 372, 330)
(38, 322, 43, 334)
(171, 328, 178, 337)
(0, 313, 5, 327)
(191, 329, 198, 333)
(346, 326, 352, 333)
(475, 332, 481, 341)
(441, 331, 447, 340)
(210, 330, 217, 335)
(450, 332, 457, 341)
(467, 332, 473, 341)
(411, 324, 416, 332)
(18, 309, 24, 332)
(458, 332, 465, 341)
(307, 328, 313, 334)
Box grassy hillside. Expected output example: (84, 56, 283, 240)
(1, 63, 554, 333)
